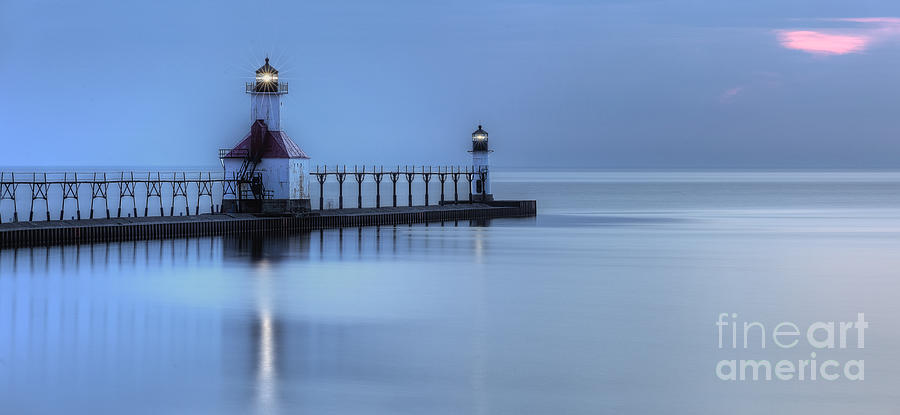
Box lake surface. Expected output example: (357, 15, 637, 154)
(2, 171, 900, 414)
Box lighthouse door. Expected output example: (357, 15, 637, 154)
(476, 180, 483, 194)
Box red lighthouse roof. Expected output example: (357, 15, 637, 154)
(222, 120, 309, 159)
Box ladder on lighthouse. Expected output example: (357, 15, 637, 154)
(218, 148, 270, 200)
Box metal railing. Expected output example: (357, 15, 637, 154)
(244, 82, 288, 94)
(0, 171, 230, 222)
(311, 165, 487, 210)
(0, 164, 490, 222)
(219, 148, 249, 158)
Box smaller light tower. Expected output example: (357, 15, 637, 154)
(469, 124, 493, 201)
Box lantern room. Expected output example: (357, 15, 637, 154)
(254, 57, 281, 93)
(472, 125, 489, 152)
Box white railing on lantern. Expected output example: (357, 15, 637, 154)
(244, 82, 289, 93)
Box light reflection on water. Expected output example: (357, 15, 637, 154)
(2, 172, 900, 414)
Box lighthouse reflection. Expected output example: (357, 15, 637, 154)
(255, 308, 278, 414)
(0, 219, 497, 414)
(216, 219, 494, 413)
(251, 256, 279, 415)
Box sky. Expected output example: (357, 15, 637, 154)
(3, 0, 900, 169)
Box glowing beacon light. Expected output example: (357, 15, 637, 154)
(254, 57, 280, 93)
(472, 125, 489, 151)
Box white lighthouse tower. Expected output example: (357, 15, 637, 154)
(220, 58, 311, 213)
(469, 125, 493, 201)
(249, 58, 283, 130)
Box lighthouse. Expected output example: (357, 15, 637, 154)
(469, 125, 493, 201)
(220, 58, 311, 213)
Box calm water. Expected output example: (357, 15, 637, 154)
(2, 171, 900, 414)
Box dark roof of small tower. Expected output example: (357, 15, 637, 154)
(223, 120, 309, 159)
(256, 57, 278, 74)
(473, 125, 488, 137)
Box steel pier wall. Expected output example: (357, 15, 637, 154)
(0, 201, 536, 248)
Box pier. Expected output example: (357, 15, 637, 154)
(0, 201, 536, 248)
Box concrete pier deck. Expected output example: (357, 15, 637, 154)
(0, 201, 536, 248)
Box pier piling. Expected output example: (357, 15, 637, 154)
(316, 165, 327, 210)
(354, 165, 366, 209)
(29, 173, 50, 222)
(423, 166, 432, 206)
(405, 166, 415, 207)
(374, 167, 384, 208)
(336, 166, 347, 209)
(389, 170, 400, 207)
(464, 169, 474, 202)
(451, 169, 460, 202)
(438, 168, 447, 203)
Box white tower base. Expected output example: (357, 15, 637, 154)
(471, 151, 492, 201)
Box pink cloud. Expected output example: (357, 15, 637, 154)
(833, 17, 900, 25)
(718, 72, 783, 104)
(776, 17, 900, 55)
(776, 30, 869, 55)
(720, 86, 744, 103)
